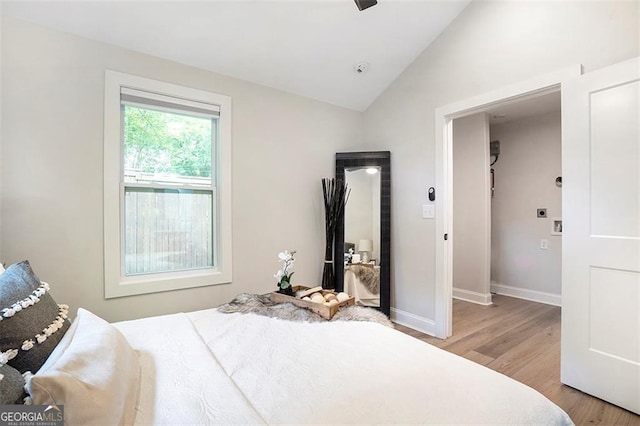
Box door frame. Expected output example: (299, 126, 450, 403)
(433, 65, 582, 339)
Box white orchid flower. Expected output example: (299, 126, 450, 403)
(275, 249, 297, 290)
(280, 250, 293, 261)
(284, 261, 294, 274)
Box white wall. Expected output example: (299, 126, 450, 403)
(362, 1, 639, 322)
(371, 171, 381, 263)
(0, 19, 3, 263)
(0, 16, 363, 322)
(345, 168, 380, 262)
(452, 113, 490, 301)
(345, 169, 374, 251)
(490, 111, 562, 297)
(1, 2, 638, 326)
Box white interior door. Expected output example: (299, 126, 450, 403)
(561, 57, 640, 414)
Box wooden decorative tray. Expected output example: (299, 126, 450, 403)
(270, 285, 355, 320)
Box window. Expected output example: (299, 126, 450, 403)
(104, 71, 232, 298)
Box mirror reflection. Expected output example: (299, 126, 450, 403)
(335, 151, 390, 316)
(343, 166, 381, 307)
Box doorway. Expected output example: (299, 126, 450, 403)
(449, 93, 563, 334)
(433, 66, 581, 339)
(486, 94, 563, 306)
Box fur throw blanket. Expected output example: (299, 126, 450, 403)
(218, 293, 393, 328)
(346, 264, 380, 294)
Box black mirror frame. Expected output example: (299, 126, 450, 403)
(334, 151, 391, 317)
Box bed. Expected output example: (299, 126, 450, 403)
(1, 261, 573, 425)
(114, 308, 573, 425)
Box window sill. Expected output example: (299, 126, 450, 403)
(104, 268, 232, 299)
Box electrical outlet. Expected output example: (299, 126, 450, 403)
(422, 204, 435, 219)
(540, 239, 548, 250)
(537, 208, 547, 218)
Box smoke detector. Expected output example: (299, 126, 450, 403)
(354, 61, 370, 74)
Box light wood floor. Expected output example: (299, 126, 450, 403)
(394, 295, 640, 426)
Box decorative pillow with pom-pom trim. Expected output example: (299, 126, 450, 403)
(0, 261, 70, 373)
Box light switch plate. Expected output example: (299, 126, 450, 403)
(422, 204, 435, 219)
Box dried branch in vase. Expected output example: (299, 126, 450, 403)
(321, 178, 350, 289)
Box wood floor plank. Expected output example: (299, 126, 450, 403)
(438, 301, 553, 356)
(474, 305, 558, 359)
(461, 350, 494, 366)
(394, 295, 640, 426)
(488, 318, 560, 379)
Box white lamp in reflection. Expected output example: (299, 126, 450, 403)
(358, 239, 373, 263)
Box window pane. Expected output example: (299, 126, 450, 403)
(124, 187, 214, 275)
(123, 105, 214, 185)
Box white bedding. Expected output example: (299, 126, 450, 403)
(114, 308, 573, 425)
(114, 312, 263, 425)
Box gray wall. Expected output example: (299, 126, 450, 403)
(452, 113, 490, 300)
(362, 1, 639, 321)
(490, 111, 562, 297)
(345, 169, 373, 252)
(345, 169, 381, 262)
(1, 1, 638, 325)
(0, 16, 363, 322)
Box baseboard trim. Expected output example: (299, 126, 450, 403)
(452, 287, 493, 305)
(390, 308, 436, 337)
(490, 283, 562, 307)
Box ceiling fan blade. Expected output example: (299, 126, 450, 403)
(354, 0, 377, 12)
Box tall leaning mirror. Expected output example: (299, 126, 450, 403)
(334, 151, 390, 316)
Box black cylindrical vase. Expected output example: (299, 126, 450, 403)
(321, 261, 334, 290)
(321, 244, 334, 289)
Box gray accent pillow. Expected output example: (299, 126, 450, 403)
(0, 363, 26, 404)
(0, 261, 70, 373)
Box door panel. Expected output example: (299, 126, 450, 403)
(562, 57, 640, 414)
(589, 80, 639, 238)
(589, 267, 639, 362)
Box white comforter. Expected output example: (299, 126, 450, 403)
(114, 309, 573, 425)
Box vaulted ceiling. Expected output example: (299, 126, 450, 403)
(1, 0, 471, 111)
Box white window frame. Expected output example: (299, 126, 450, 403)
(103, 70, 232, 299)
